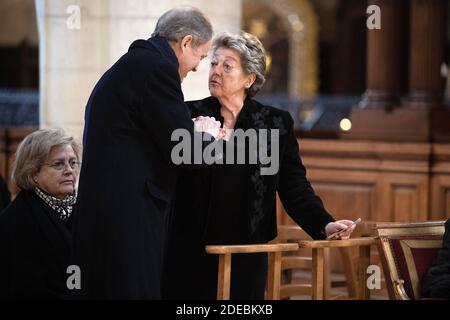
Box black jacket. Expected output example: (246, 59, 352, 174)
(0, 175, 10, 212)
(422, 219, 450, 299)
(183, 96, 334, 242)
(72, 36, 197, 299)
(0, 190, 72, 299)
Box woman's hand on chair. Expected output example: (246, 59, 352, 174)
(325, 220, 356, 240)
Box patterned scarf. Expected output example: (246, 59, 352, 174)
(34, 187, 77, 222)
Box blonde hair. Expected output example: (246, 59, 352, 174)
(12, 128, 81, 190)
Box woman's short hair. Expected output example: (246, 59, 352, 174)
(12, 128, 81, 191)
(152, 6, 213, 47)
(213, 31, 266, 97)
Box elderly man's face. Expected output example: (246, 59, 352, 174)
(33, 144, 79, 199)
(208, 47, 254, 100)
(178, 39, 211, 81)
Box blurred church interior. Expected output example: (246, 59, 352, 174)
(0, 0, 449, 300)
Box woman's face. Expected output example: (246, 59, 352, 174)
(209, 47, 255, 100)
(33, 144, 79, 199)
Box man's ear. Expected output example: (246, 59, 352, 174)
(180, 35, 193, 52)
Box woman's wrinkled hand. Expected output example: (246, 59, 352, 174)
(324, 219, 357, 240)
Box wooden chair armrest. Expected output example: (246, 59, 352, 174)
(205, 243, 299, 300)
(297, 237, 376, 248)
(296, 237, 376, 300)
(205, 243, 299, 254)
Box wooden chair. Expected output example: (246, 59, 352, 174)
(272, 225, 321, 299)
(375, 221, 445, 300)
(205, 243, 299, 300)
(297, 237, 376, 299)
(274, 224, 376, 300)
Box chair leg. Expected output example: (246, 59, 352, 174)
(340, 247, 358, 298)
(217, 253, 232, 300)
(312, 248, 325, 299)
(267, 251, 282, 300)
(323, 247, 331, 299)
(358, 245, 371, 299)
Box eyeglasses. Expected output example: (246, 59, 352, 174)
(45, 159, 81, 171)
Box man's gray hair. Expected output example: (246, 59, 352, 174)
(12, 128, 81, 191)
(213, 31, 266, 97)
(152, 6, 213, 47)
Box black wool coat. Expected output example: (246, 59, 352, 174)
(0, 175, 11, 212)
(72, 36, 197, 299)
(0, 190, 72, 299)
(178, 96, 334, 242)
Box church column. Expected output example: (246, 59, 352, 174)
(360, 0, 402, 110)
(407, 0, 446, 107)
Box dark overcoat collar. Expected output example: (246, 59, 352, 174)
(189, 96, 277, 238)
(128, 36, 179, 69)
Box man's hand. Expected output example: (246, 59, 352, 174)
(192, 116, 222, 139)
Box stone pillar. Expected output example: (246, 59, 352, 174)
(408, 0, 446, 107)
(35, 0, 241, 141)
(360, 0, 402, 110)
(345, 0, 450, 142)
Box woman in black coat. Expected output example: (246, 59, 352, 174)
(0, 129, 80, 299)
(162, 32, 356, 300)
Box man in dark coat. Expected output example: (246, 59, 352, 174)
(72, 7, 216, 299)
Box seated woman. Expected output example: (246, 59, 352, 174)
(163, 32, 356, 300)
(0, 128, 81, 299)
(422, 218, 450, 299)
